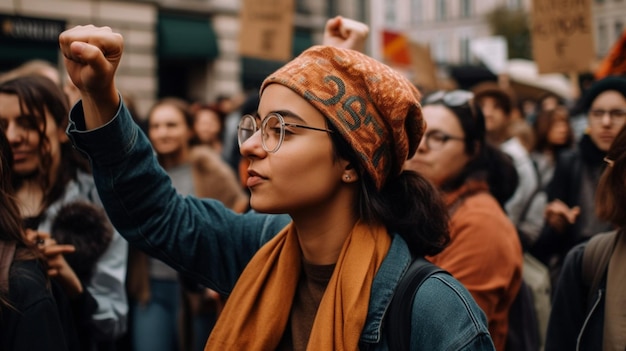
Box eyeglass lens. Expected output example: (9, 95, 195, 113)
(238, 115, 257, 147)
(261, 114, 284, 152)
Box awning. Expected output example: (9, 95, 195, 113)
(0, 14, 65, 66)
(158, 14, 219, 60)
(0, 42, 59, 63)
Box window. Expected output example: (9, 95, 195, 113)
(460, 37, 471, 63)
(616, 20, 624, 39)
(460, 0, 472, 17)
(598, 23, 608, 55)
(411, 0, 422, 24)
(386, 0, 397, 25)
(433, 37, 449, 62)
(507, 0, 521, 8)
(436, 0, 447, 21)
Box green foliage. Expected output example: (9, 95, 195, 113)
(486, 6, 532, 59)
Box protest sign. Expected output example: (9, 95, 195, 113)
(409, 42, 438, 91)
(239, 0, 294, 61)
(530, 0, 594, 74)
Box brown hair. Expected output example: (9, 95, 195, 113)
(0, 75, 90, 215)
(0, 131, 41, 309)
(532, 106, 574, 153)
(595, 125, 626, 227)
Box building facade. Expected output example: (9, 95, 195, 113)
(370, 0, 626, 66)
(0, 0, 366, 117)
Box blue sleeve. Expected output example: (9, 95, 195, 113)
(410, 273, 495, 350)
(66, 99, 291, 295)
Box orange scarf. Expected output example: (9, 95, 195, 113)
(205, 220, 391, 350)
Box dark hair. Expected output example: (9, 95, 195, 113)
(190, 103, 225, 146)
(595, 124, 626, 227)
(148, 97, 194, 130)
(51, 201, 113, 282)
(472, 82, 516, 116)
(575, 76, 626, 114)
(329, 125, 450, 257)
(0, 75, 90, 214)
(532, 106, 574, 153)
(428, 100, 519, 207)
(0, 131, 41, 309)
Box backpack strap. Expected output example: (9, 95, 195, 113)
(387, 257, 450, 351)
(582, 230, 619, 308)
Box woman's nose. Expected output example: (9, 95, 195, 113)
(5, 122, 25, 144)
(239, 129, 265, 157)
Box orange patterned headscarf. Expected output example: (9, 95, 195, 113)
(261, 45, 425, 190)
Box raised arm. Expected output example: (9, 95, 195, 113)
(322, 16, 369, 53)
(59, 25, 122, 130)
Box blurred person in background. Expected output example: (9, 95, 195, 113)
(138, 97, 248, 351)
(190, 103, 224, 154)
(530, 76, 626, 287)
(405, 90, 522, 351)
(0, 127, 80, 351)
(545, 123, 626, 350)
(472, 82, 540, 234)
(0, 74, 128, 350)
(516, 106, 575, 249)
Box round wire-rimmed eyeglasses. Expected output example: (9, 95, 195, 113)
(237, 112, 334, 153)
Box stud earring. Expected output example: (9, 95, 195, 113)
(344, 175, 351, 181)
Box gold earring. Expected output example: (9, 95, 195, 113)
(344, 175, 351, 181)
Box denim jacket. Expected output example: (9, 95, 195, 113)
(67, 99, 494, 350)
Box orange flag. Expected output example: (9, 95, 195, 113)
(595, 30, 626, 79)
(382, 30, 411, 66)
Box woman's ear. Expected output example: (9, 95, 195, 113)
(341, 163, 359, 183)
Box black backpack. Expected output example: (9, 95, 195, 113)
(386, 257, 450, 351)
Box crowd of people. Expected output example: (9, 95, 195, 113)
(0, 15, 625, 351)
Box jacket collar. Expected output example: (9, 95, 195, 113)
(360, 234, 412, 344)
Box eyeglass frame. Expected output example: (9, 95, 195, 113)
(422, 130, 465, 150)
(237, 112, 334, 153)
(588, 108, 626, 125)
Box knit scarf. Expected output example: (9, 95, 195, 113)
(204, 220, 391, 350)
(603, 229, 626, 351)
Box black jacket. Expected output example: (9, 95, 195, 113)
(545, 243, 604, 351)
(531, 135, 611, 267)
(1, 259, 80, 351)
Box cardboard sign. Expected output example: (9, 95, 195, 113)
(239, 0, 294, 61)
(531, 0, 594, 74)
(409, 42, 438, 91)
(595, 30, 626, 79)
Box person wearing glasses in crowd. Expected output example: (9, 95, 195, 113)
(404, 90, 522, 351)
(58, 17, 495, 351)
(544, 123, 626, 350)
(530, 76, 626, 287)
